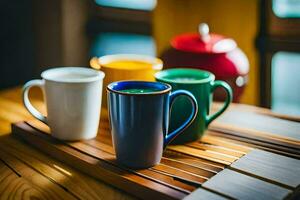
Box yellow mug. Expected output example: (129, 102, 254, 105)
(90, 54, 163, 107)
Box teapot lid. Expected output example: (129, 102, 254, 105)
(171, 23, 237, 54)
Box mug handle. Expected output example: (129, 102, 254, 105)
(205, 80, 233, 126)
(164, 90, 198, 147)
(22, 80, 48, 124)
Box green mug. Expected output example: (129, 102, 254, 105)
(155, 68, 233, 144)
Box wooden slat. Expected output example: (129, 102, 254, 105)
(27, 119, 225, 178)
(82, 136, 216, 181)
(209, 125, 300, 150)
(186, 142, 245, 158)
(23, 111, 300, 198)
(69, 140, 204, 189)
(0, 159, 20, 183)
(200, 135, 252, 153)
(11, 122, 189, 200)
(27, 119, 50, 133)
(160, 157, 217, 177)
(207, 131, 300, 159)
(202, 169, 292, 200)
(0, 135, 136, 200)
(27, 119, 218, 184)
(151, 164, 208, 184)
(184, 188, 229, 200)
(163, 150, 225, 173)
(167, 145, 235, 165)
(84, 137, 115, 154)
(0, 160, 54, 200)
(135, 168, 196, 192)
(212, 102, 300, 123)
(1, 87, 300, 200)
(0, 148, 76, 199)
(230, 149, 300, 189)
(212, 110, 300, 144)
(26, 115, 244, 169)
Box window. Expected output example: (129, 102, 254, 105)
(95, 0, 157, 11)
(271, 52, 300, 116)
(272, 0, 300, 18)
(90, 32, 156, 57)
(89, 0, 154, 59)
(258, 0, 300, 111)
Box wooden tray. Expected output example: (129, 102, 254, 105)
(11, 116, 300, 200)
(209, 108, 300, 159)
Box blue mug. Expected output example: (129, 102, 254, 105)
(107, 81, 198, 169)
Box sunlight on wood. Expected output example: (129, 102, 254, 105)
(53, 164, 73, 176)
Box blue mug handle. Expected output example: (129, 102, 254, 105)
(164, 90, 198, 147)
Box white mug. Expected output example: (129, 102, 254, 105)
(22, 67, 105, 140)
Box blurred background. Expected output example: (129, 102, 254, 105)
(0, 0, 299, 116)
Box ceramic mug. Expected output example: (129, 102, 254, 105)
(155, 68, 232, 144)
(90, 54, 163, 107)
(107, 81, 198, 169)
(22, 67, 105, 140)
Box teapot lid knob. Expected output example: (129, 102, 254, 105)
(198, 23, 210, 43)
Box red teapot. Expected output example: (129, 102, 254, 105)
(161, 23, 249, 102)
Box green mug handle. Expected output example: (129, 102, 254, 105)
(205, 80, 233, 126)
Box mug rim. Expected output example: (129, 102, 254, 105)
(155, 68, 215, 85)
(41, 67, 105, 83)
(97, 54, 163, 71)
(107, 80, 171, 95)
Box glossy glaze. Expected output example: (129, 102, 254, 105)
(90, 54, 163, 107)
(23, 67, 105, 140)
(107, 81, 198, 168)
(155, 68, 232, 144)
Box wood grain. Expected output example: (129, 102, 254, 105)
(84, 135, 217, 180)
(16, 119, 260, 199)
(0, 161, 52, 200)
(0, 135, 136, 200)
(151, 164, 208, 184)
(12, 122, 189, 200)
(212, 110, 300, 143)
(201, 135, 252, 154)
(202, 169, 292, 200)
(26, 119, 239, 176)
(1, 87, 300, 200)
(230, 149, 300, 189)
(163, 150, 225, 173)
(209, 125, 300, 150)
(0, 150, 76, 200)
(0, 87, 137, 200)
(160, 157, 216, 177)
(26, 119, 231, 184)
(186, 142, 245, 158)
(212, 102, 300, 122)
(68, 139, 201, 190)
(28, 120, 244, 170)
(184, 188, 229, 200)
(167, 145, 235, 165)
(207, 131, 300, 159)
(60, 131, 214, 186)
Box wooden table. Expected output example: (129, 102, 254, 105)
(0, 87, 299, 200)
(0, 87, 136, 200)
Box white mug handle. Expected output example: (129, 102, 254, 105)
(22, 79, 47, 124)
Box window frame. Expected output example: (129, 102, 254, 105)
(258, 0, 300, 108)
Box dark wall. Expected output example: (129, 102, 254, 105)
(0, 0, 36, 89)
